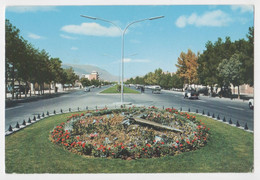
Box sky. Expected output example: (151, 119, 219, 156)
(5, 4, 254, 78)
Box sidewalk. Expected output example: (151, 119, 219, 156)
(5, 87, 80, 108)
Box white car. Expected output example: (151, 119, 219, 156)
(151, 86, 161, 94)
(249, 99, 254, 109)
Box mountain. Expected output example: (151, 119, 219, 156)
(62, 64, 119, 82)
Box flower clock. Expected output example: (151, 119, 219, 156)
(50, 107, 210, 160)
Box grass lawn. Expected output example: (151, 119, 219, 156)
(5, 112, 253, 173)
(100, 85, 140, 94)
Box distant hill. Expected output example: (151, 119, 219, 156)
(62, 64, 119, 82)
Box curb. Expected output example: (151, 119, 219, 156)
(5, 104, 253, 136)
(180, 110, 253, 133)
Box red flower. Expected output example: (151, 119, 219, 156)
(121, 146, 124, 149)
(142, 148, 145, 151)
(82, 143, 86, 148)
(77, 136, 80, 140)
(180, 144, 183, 147)
(176, 140, 179, 143)
(161, 142, 164, 145)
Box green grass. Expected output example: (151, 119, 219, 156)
(5, 112, 253, 173)
(100, 85, 140, 94)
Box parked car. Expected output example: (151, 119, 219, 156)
(218, 87, 232, 98)
(249, 99, 254, 109)
(184, 88, 199, 99)
(14, 85, 29, 94)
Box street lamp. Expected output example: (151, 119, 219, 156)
(81, 15, 164, 104)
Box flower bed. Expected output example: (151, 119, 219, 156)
(50, 106, 210, 160)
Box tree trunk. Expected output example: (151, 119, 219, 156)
(237, 85, 240, 99)
(42, 83, 45, 95)
(5, 79, 8, 99)
(40, 84, 42, 95)
(18, 80, 21, 99)
(30, 83, 32, 97)
(34, 83, 36, 95)
(25, 81, 28, 98)
(49, 83, 51, 94)
(11, 65, 14, 99)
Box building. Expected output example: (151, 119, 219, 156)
(89, 71, 99, 80)
(81, 74, 90, 79)
(81, 71, 99, 80)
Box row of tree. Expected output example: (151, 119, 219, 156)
(126, 27, 254, 98)
(80, 77, 113, 87)
(126, 68, 183, 90)
(176, 27, 253, 98)
(5, 19, 79, 99)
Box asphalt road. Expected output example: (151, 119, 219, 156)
(5, 85, 254, 131)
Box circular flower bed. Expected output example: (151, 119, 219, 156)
(50, 106, 210, 160)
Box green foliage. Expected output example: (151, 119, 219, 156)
(218, 53, 243, 87)
(126, 68, 184, 90)
(5, 19, 79, 98)
(197, 27, 254, 89)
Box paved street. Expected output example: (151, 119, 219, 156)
(5, 85, 254, 131)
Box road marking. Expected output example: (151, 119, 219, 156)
(227, 106, 244, 111)
(6, 105, 24, 111)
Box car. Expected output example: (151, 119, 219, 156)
(184, 88, 199, 99)
(151, 86, 161, 94)
(84, 87, 90, 92)
(249, 99, 254, 109)
(14, 85, 29, 94)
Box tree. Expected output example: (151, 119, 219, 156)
(243, 27, 254, 86)
(176, 49, 198, 85)
(5, 19, 26, 98)
(217, 53, 243, 99)
(171, 73, 184, 89)
(63, 67, 78, 88)
(80, 78, 91, 87)
(159, 73, 172, 89)
(144, 72, 157, 85)
(49, 57, 63, 93)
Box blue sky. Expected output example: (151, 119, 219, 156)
(5, 5, 254, 78)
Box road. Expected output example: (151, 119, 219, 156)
(5, 85, 254, 131)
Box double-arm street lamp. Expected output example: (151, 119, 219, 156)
(81, 15, 164, 104)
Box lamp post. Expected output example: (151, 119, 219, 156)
(81, 15, 164, 104)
